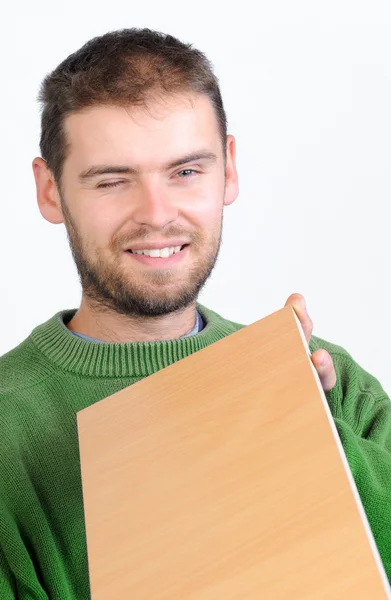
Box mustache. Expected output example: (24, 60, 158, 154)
(110, 227, 202, 251)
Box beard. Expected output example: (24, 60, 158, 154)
(61, 198, 223, 318)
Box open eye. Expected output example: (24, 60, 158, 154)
(177, 169, 197, 178)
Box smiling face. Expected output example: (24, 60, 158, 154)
(38, 93, 238, 317)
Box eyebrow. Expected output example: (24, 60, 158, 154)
(78, 151, 218, 182)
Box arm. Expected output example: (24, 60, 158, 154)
(0, 544, 17, 599)
(317, 342, 391, 579)
(286, 293, 391, 577)
(0, 481, 49, 599)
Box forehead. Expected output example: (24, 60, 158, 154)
(63, 94, 222, 169)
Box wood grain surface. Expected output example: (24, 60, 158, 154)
(77, 305, 390, 599)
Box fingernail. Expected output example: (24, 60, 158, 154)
(321, 354, 329, 366)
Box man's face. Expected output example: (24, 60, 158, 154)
(57, 94, 237, 317)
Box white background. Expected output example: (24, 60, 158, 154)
(1, 0, 390, 393)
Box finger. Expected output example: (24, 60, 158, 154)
(311, 350, 337, 392)
(285, 293, 313, 344)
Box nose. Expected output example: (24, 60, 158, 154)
(132, 182, 179, 229)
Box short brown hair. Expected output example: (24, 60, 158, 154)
(37, 28, 227, 188)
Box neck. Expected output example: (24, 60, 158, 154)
(66, 296, 198, 343)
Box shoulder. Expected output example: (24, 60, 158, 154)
(0, 333, 57, 399)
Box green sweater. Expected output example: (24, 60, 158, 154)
(0, 304, 390, 598)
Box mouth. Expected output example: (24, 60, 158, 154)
(127, 244, 187, 258)
(125, 244, 189, 267)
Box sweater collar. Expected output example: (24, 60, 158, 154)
(30, 303, 243, 379)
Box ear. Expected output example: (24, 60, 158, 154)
(223, 134, 239, 207)
(32, 157, 64, 224)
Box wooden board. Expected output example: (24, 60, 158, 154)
(77, 305, 391, 599)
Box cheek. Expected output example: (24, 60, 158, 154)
(78, 201, 125, 247)
(184, 183, 224, 228)
(196, 196, 224, 230)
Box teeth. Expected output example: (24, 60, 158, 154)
(130, 245, 183, 257)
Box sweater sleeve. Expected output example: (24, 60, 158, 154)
(0, 457, 50, 600)
(0, 546, 16, 599)
(319, 344, 391, 580)
(0, 552, 48, 600)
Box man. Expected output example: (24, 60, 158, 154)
(0, 28, 390, 599)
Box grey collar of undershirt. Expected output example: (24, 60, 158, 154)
(71, 309, 204, 344)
